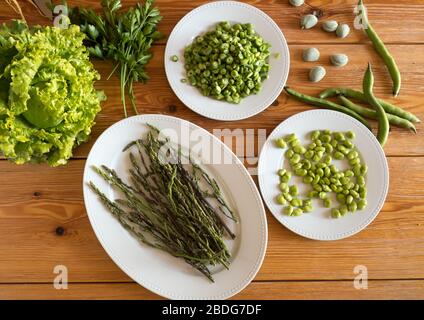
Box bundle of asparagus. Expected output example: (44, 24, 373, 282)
(89, 126, 237, 281)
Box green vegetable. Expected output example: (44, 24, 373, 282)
(275, 130, 368, 218)
(322, 20, 338, 32)
(183, 21, 271, 104)
(284, 87, 372, 130)
(69, 0, 163, 117)
(301, 14, 318, 29)
(302, 48, 320, 62)
(319, 88, 420, 123)
(171, 55, 179, 62)
(357, 0, 401, 96)
(275, 138, 287, 148)
(309, 66, 326, 82)
(330, 54, 349, 67)
(0, 22, 104, 166)
(289, 0, 305, 7)
(90, 126, 236, 282)
(363, 63, 390, 147)
(336, 24, 350, 38)
(338, 96, 416, 132)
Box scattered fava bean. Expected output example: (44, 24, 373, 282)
(289, 0, 304, 6)
(314, 139, 323, 147)
(322, 20, 338, 32)
(313, 176, 321, 185)
(334, 151, 345, 160)
(345, 170, 354, 177)
(292, 208, 303, 216)
(331, 208, 342, 219)
(293, 145, 306, 154)
(331, 140, 338, 148)
(330, 54, 349, 67)
(308, 190, 319, 198)
(304, 150, 314, 159)
(360, 165, 368, 176)
(311, 130, 321, 140)
(292, 163, 303, 171)
(309, 66, 326, 82)
(290, 154, 301, 164)
(291, 198, 303, 207)
(286, 133, 297, 142)
(284, 205, 294, 216)
(357, 199, 368, 210)
(336, 23, 350, 38)
(339, 205, 348, 216)
(357, 176, 366, 187)
(318, 191, 327, 199)
(348, 201, 358, 213)
(277, 194, 287, 205)
(347, 151, 359, 160)
(337, 193, 346, 204)
(285, 149, 294, 159)
(334, 132, 345, 141)
(302, 47, 320, 62)
(280, 174, 291, 183)
(349, 158, 360, 166)
(303, 205, 313, 213)
(323, 198, 332, 208)
(275, 138, 287, 148)
(302, 159, 312, 170)
(350, 190, 360, 199)
(343, 140, 354, 149)
(278, 169, 287, 177)
(313, 184, 323, 192)
(279, 183, 289, 193)
(295, 168, 308, 177)
(284, 193, 293, 202)
(331, 184, 339, 192)
(346, 195, 354, 205)
(301, 14, 318, 30)
(289, 185, 299, 196)
(346, 131, 356, 139)
(303, 176, 314, 184)
(322, 185, 332, 192)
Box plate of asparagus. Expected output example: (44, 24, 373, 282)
(83, 114, 267, 299)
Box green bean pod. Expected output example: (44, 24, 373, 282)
(319, 87, 420, 123)
(338, 95, 416, 132)
(284, 87, 371, 130)
(358, 0, 401, 96)
(363, 63, 390, 147)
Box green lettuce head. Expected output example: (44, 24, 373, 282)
(0, 22, 104, 166)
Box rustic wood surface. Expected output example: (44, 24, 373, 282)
(1, 0, 424, 300)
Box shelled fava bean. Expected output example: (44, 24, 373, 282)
(183, 21, 271, 104)
(275, 130, 367, 218)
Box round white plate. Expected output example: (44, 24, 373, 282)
(258, 110, 389, 241)
(164, 1, 290, 121)
(83, 114, 267, 299)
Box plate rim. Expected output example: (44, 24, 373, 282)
(83, 114, 268, 299)
(258, 109, 390, 241)
(164, 0, 290, 121)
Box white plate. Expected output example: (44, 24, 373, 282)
(164, 1, 290, 121)
(258, 110, 389, 241)
(83, 114, 267, 299)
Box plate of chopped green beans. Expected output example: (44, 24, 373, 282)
(164, 1, 290, 121)
(83, 114, 267, 299)
(258, 110, 389, 241)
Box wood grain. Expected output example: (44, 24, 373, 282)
(0, 0, 423, 299)
(0, 158, 423, 283)
(3, 1, 424, 44)
(1, 280, 423, 300)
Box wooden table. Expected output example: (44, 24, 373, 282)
(1, 0, 424, 300)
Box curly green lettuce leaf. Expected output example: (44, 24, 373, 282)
(0, 23, 104, 166)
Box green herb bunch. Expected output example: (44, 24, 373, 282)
(69, 0, 162, 117)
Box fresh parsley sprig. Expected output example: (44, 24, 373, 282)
(69, 0, 162, 117)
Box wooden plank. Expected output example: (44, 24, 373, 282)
(2, 1, 424, 44)
(1, 280, 423, 300)
(0, 157, 423, 283)
(68, 43, 424, 158)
